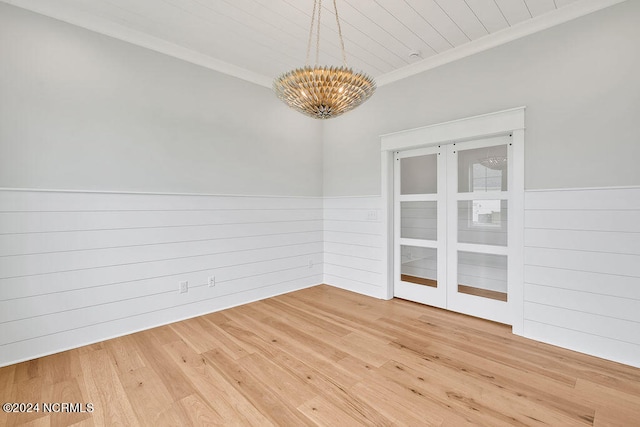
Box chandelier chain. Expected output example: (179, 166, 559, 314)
(333, 0, 347, 66)
(315, 0, 322, 65)
(305, 0, 348, 67)
(305, 0, 318, 65)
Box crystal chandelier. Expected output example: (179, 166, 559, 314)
(273, 0, 376, 119)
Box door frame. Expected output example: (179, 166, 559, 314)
(380, 107, 525, 335)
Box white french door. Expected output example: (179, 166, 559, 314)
(394, 135, 513, 324)
(393, 145, 447, 308)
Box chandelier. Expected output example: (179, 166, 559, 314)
(273, 0, 376, 119)
(479, 156, 508, 170)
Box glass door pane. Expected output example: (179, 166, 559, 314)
(401, 154, 437, 194)
(458, 144, 508, 193)
(457, 200, 508, 246)
(457, 251, 507, 302)
(401, 201, 437, 240)
(401, 246, 437, 287)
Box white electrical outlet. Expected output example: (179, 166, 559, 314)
(208, 276, 216, 287)
(367, 210, 378, 221)
(179, 280, 188, 294)
(308, 259, 313, 269)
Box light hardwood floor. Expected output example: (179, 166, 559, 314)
(1, 285, 639, 426)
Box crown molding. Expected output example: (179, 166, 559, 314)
(1, 0, 628, 89)
(0, 0, 273, 88)
(375, 0, 629, 87)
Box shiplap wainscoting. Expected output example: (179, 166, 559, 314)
(2, 188, 639, 368)
(523, 187, 640, 368)
(0, 189, 323, 367)
(323, 197, 385, 299)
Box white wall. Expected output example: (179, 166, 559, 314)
(321, 1, 640, 367)
(323, 197, 385, 299)
(323, 0, 640, 196)
(0, 2, 322, 196)
(1, 1, 639, 368)
(0, 189, 323, 366)
(524, 187, 640, 367)
(0, 3, 324, 366)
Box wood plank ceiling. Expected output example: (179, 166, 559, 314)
(1, 0, 625, 86)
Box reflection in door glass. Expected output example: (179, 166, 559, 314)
(458, 145, 508, 193)
(401, 154, 437, 194)
(457, 200, 508, 246)
(457, 251, 507, 301)
(401, 246, 437, 287)
(401, 201, 437, 240)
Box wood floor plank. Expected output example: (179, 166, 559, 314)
(379, 315, 582, 392)
(170, 318, 221, 355)
(78, 348, 139, 426)
(217, 320, 395, 425)
(118, 366, 180, 426)
(337, 355, 440, 426)
(198, 317, 254, 360)
(575, 378, 640, 426)
(145, 324, 183, 346)
(249, 302, 350, 350)
(19, 415, 51, 427)
(161, 340, 273, 426)
(103, 335, 146, 376)
(200, 311, 233, 326)
(5, 376, 47, 426)
(384, 314, 579, 386)
(261, 315, 349, 362)
(0, 364, 15, 426)
(201, 348, 316, 426)
(386, 337, 595, 424)
(38, 351, 80, 386)
(176, 394, 228, 427)
(334, 331, 394, 368)
(44, 379, 92, 427)
(12, 359, 40, 384)
(348, 380, 443, 426)
(260, 297, 354, 338)
(129, 329, 195, 403)
(238, 352, 317, 407)
(0, 284, 639, 426)
(350, 365, 475, 426)
(221, 308, 359, 383)
(379, 359, 590, 426)
(297, 395, 368, 427)
(215, 320, 279, 357)
(278, 291, 400, 342)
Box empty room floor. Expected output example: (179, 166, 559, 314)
(1, 285, 639, 426)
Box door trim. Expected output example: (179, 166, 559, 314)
(380, 107, 525, 335)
